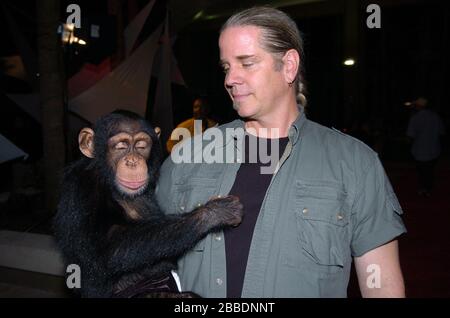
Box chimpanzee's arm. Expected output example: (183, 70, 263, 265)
(105, 196, 242, 276)
(53, 161, 112, 297)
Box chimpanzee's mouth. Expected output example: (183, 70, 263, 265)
(117, 177, 148, 191)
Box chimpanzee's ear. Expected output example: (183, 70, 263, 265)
(78, 128, 95, 158)
(154, 127, 161, 139)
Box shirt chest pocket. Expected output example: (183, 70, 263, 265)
(173, 177, 217, 214)
(291, 181, 350, 272)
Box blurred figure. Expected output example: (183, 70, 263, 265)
(166, 97, 217, 153)
(349, 120, 374, 149)
(407, 97, 445, 197)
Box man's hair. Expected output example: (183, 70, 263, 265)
(221, 6, 307, 106)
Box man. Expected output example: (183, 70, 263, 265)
(166, 97, 217, 153)
(407, 97, 445, 197)
(156, 6, 406, 298)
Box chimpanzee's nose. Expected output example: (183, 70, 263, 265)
(125, 156, 138, 167)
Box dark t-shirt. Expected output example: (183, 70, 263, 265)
(225, 134, 289, 298)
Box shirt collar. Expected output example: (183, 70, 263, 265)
(289, 105, 307, 146)
(228, 105, 307, 146)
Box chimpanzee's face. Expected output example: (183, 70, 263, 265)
(107, 121, 152, 197)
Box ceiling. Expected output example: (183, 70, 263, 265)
(168, 0, 325, 32)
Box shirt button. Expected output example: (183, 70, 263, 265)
(216, 278, 223, 285)
(302, 208, 308, 214)
(180, 206, 185, 211)
(237, 158, 241, 163)
(197, 203, 202, 207)
(214, 234, 222, 241)
(337, 214, 344, 220)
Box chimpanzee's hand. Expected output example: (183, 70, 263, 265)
(142, 291, 200, 298)
(199, 195, 243, 229)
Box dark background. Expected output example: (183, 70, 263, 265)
(0, 0, 449, 298)
(1, 0, 449, 162)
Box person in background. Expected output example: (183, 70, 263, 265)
(166, 97, 217, 153)
(407, 97, 445, 197)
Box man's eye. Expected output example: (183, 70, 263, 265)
(243, 63, 253, 68)
(115, 142, 128, 150)
(222, 67, 229, 74)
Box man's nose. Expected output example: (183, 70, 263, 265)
(224, 67, 242, 88)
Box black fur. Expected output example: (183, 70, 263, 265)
(53, 111, 243, 297)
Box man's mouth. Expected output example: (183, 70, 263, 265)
(232, 93, 250, 102)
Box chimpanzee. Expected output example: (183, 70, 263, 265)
(53, 110, 243, 298)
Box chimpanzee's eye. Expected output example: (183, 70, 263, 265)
(115, 142, 128, 150)
(135, 140, 148, 150)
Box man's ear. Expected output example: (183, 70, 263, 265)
(282, 49, 300, 85)
(78, 128, 95, 158)
(154, 127, 161, 139)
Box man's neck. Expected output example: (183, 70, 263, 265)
(244, 101, 300, 138)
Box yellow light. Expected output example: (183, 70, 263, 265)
(343, 58, 355, 66)
(62, 33, 70, 43)
(61, 23, 86, 46)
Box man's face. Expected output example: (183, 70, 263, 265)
(219, 26, 288, 121)
(193, 99, 203, 119)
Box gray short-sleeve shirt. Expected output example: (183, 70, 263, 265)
(156, 111, 406, 298)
